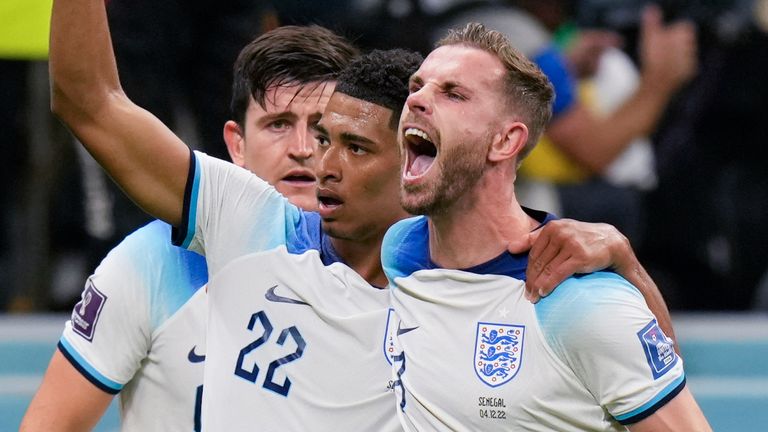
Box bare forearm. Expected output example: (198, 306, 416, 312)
(547, 80, 674, 174)
(611, 243, 679, 355)
(49, 0, 121, 122)
(593, 76, 676, 164)
(548, 6, 695, 175)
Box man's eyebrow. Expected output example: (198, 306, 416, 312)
(408, 76, 468, 94)
(259, 111, 298, 124)
(311, 122, 328, 135)
(442, 81, 462, 91)
(340, 131, 375, 145)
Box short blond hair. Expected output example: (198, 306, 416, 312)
(437, 22, 554, 159)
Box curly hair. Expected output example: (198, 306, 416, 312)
(230, 25, 359, 127)
(335, 49, 424, 130)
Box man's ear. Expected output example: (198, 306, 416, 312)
(223, 120, 246, 167)
(488, 121, 528, 163)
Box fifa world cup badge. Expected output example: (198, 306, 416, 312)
(72, 281, 108, 341)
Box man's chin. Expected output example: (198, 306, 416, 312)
(400, 194, 432, 216)
(320, 221, 352, 242)
(321, 221, 338, 239)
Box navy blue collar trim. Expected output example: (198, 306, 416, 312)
(427, 207, 556, 281)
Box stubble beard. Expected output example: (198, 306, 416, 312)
(400, 138, 489, 216)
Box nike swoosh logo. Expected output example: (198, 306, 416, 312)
(187, 346, 206, 363)
(397, 321, 419, 336)
(265, 285, 309, 306)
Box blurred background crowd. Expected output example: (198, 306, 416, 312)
(2, 0, 768, 313)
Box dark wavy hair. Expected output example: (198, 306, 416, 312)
(230, 25, 359, 126)
(334, 49, 424, 130)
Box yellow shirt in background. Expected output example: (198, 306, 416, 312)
(0, 0, 53, 60)
(519, 81, 596, 184)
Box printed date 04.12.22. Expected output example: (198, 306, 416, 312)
(479, 409, 506, 420)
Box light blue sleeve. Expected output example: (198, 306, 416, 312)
(60, 221, 208, 393)
(381, 216, 430, 283)
(535, 272, 685, 424)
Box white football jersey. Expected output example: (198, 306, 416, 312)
(170, 152, 402, 429)
(203, 247, 401, 431)
(60, 221, 209, 431)
(382, 216, 685, 431)
(172, 151, 314, 277)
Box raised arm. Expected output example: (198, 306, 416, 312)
(509, 219, 677, 353)
(49, 0, 190, 225)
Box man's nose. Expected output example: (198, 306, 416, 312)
(289, 129, 315, 160)
(406, 86, 432, 115)
(317, 144, 341, 183)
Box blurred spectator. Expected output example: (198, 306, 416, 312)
(643, 0, 768, 310)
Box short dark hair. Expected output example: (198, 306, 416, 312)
(334, 49, 424, 130)
(230, 25, 359, 126)
(437, 22, 554, 159)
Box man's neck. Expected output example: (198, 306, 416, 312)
(427, 180, 535, 269)
(330, 236, 388, 288)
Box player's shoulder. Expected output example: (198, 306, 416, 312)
(382, 216, 429, 280)
(560, 270, 639, 295)
(535, 271, 642, 320)
(113, 219, 172, 250)
(104, 220, 205, 270)
(93, 220, 208, 315)
(385, 215, 427, 240)
(553, 271, 640, 299)
(534, 271, 653, 350)
(95, 220, 177, 278)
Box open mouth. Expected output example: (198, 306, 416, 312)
(403, 127, 437, 179)
(316, 189, 344, 214)
(318, 196, 342, 207)
(281, 170, 316, 185)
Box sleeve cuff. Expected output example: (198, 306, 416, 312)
(172, 147, 199, 248)
(614, 375, 687, 425)
(57, 339, 123, 395)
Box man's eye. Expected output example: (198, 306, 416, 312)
(446, 92, 464, 101)
(316, 135, 329, 147)
(349, 144, 367, 155)
(408, 84, 422, 94)
(270, 119, 289, 130)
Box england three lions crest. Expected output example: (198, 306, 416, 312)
(474, 322, 525, 387)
